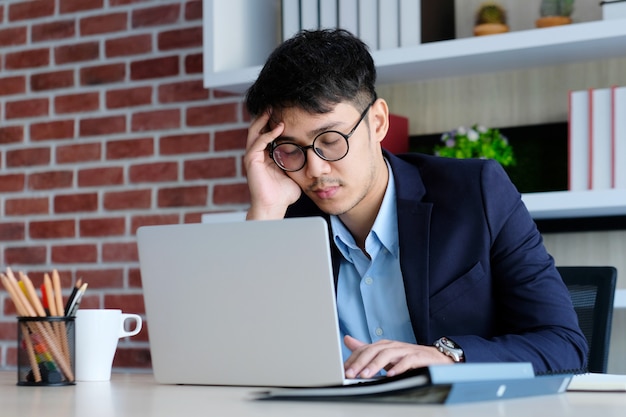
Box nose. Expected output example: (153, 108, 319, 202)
(303, 147, 331, 178)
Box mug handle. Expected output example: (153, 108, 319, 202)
(119, 313, 143, 338)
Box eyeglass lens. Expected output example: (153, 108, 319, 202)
(272, 132, 349, 171)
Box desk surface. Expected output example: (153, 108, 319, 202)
(1, 371, 625, 417)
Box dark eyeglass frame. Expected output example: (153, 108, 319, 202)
(268, 100, 376, 172)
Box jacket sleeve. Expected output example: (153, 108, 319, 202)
(449, 160, 588, 374)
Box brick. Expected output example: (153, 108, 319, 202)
(79, 217, 125, 237)
(80, 115, 126, 136)
(158, 79, 208, 103)
(60, 0, 104, 14)
(0, 174, 25, 192)
(80, 12, 127, 36)
(4, 246, 47, 265)
(9, 0, 54, 21)
(51, 244, 97, 263)
(106, 137, 153, 159)
(75, 268, 124, 289)
(0, 223, 25, 241)
(130, 214, 178, 234)
(55, 92, 99, 114)
(57, 143, 101, 164)
(106, 86, 152, 109)
(160, 133, 210, 155)
(104, 293, 145, 316)
(214, 183, 250, 205)
(186, 103, 238, 126)
(30, 120, 75, 141)
(6, 147, 50, 167)
(111, 0, 151, 6)
(184, 157, 236, 180)
(0, 76, 26, 96)
(78, 167, 124, 187)
(113, 346, 151, 367)
(104, 189, 151, 210)
(28, 171, 73, 190)
(184, 212, 205, 223)
(31, 70, 74, 91)
(32, 20, 76, 42)
(0, 126, 24, 144)
(5, 198, 49, 216)
(131, 109, 180, 132)
(158, 186, 207, 208)
(132, 4, 180, 28)
(158, 27, 202, 50)
(55, 42, 99, 65)
(130, 56, 178, 80)
(5, 48, 50, 69)
(0, 323, 18, 340)
(30, 219, 75, 239)
(105, 34, 151, 58)
(102, 242, 138, 262)
(80, 63, 125, 85)
(184, 53, 203, 74)
(54, 193, 98, 213)
(128, 267, 142, 288)
(130, 162, 178, 183)
(215, 128, 247, 151)
(5, 98, 49, 119)
(0, 26, 27, 47)
(185, 1, 202, 20)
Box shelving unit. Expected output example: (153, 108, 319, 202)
(202, 2, 626, 219)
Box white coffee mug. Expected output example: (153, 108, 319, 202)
(75, 309, 142, 381)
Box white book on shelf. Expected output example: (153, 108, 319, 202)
(590, 87, 613, 190)
(568, 89, 591, 191)
(399, 0, 421, 46)
(338, 0, 358, 35)
(282, 0, 301, 41)
(614, 85, 626, 189)
(358, 0, 378, 50)
(319, 0, 338, 29)
(300, 0, 319, 31)
(378, 0, 399, 50)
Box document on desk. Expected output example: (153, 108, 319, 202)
(256, 363, 572, 404)
(567, 373, 626, 392)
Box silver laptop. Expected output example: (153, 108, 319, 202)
(137, 217, 349, 387)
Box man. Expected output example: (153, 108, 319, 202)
(243, 29, 587, 379)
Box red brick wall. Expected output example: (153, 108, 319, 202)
(0, 0, 250, 371)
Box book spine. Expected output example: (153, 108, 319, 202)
(590, 88, 613, 190)
(358, 0, 378, 50)
(378, 0, 399, 50)
(399, 0, 421, 46)
(568, 90, 590, 191)
(282, 0, 301, 41)
(338, 0, 358, 35)
(614, 86, 626, 189)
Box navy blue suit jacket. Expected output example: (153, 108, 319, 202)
(286, 151, 588, 374)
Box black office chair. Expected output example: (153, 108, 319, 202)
(557, 266, 617, 373)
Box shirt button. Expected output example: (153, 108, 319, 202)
(375, 327, 383, 336)
(364, 277, 373, 285)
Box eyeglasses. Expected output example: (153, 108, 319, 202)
(268, 101, 375, 172)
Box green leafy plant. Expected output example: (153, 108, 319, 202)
(540, 0, 575, 17)
(434, 124, 516, 167)
(475, 2, 507, 24)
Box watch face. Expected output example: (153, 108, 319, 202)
(442, 338, 456, 349)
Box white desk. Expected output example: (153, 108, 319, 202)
(1, 372, 625, 417)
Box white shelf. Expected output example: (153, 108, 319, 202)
(203, 17, 626, 93)
(522, 189, 626, 219)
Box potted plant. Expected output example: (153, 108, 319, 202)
(473, 2, 509, 36)
(434, 124, 516, 167)
(536, 0, 575, 27)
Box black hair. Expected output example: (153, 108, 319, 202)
(245, 29, 377, 116)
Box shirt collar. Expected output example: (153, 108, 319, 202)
(331, 160, 399, 259)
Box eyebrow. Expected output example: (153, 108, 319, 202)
(274, 120, 347, 144)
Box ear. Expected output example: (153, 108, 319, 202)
(369, 98, 389, 144)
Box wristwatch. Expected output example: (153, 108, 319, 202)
(434, 337, 465, 363)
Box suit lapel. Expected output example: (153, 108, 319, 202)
(386, 152, 433, 344)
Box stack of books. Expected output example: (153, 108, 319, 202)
(281, 0, 421, 50)
(568, 86, 626, 191)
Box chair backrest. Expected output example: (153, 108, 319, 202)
(557, 266, 617, 373)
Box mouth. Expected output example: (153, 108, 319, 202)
(312, 185, 340, 199)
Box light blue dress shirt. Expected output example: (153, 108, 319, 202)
(330, 162, 417, 363)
